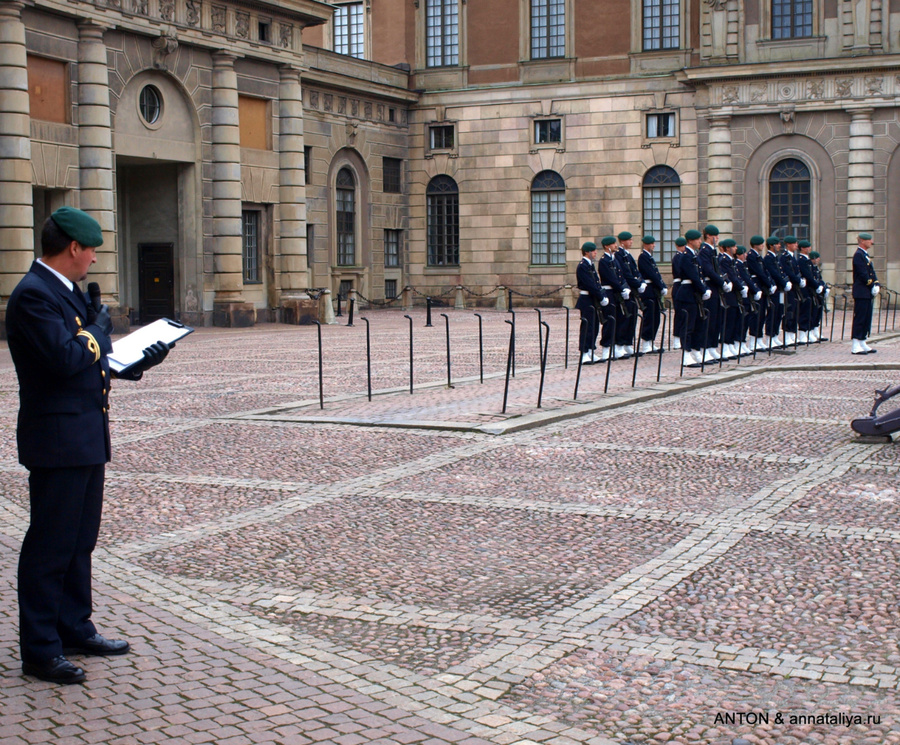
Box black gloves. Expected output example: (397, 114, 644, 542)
(87, 303, 113, 337)
(114, 341, 172, 381)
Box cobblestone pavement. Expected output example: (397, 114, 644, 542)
(1, 306, 899, 745)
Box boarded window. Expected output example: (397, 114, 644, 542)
(238, 95, 270, 150)
(28, 55, 68, 124)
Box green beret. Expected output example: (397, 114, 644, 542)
(51, 206, 103, 248)
(783, 235, 798, 244)
(642, 235, 656, 244)
(735, 245, 747, 255)
(809, 251, 820, 259)
(675, 237, 687, 247)
(617, 231, 632, 241)
(703, 224, 719, 236)
(766, 236, 780, 246)
(600, 236, 617, 247)
(859, 232, 873, 241)
(798, 239, 811, 249)
(750, 235, 765, 246)
(581, 241, 597, 253)
(685, 229, 702, 241)
(719, 238, 736, 248)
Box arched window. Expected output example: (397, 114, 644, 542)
(531, 170, 566, 265)
(642, 166, 680, 261)
(769, 158, 810, 241)
(427, 176, 459, 266)
(336, 167, 356, 266)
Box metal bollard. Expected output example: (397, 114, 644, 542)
(404, 314, 414, 394)
(361, 317, 372, 402)
(441, 313, 453, 389)
(336, 293, 343, 317)
(312, 320, 324, 409)
(347, 298, 355, 326)
(564, 306, 570, 369)
(537, 321, 550, 409)
(502, 319, 515, 414)
(474, 313, 484, 384)
(425, 297, 433, 327)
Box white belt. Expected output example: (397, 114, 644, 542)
(601, 285, 613, 290)
(579, 290, 589, 295)
(672, 278, 682, 283)
(681, 279, 692, 286)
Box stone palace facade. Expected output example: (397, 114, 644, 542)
(0, 0, 898, 327)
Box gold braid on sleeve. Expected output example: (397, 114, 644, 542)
(76, 329, 101, 364)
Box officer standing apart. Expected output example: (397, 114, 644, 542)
(851, 232, 879, 355)
(575, 241, 609, 364)
(637, 235, 667, 354)
(6, 207, 172, 684)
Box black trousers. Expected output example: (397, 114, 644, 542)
(675, 299, 699, 352)
(615, 299, 638, 346)
(577, 301, 599, 353)
(765, 298, 784, 338)
(702, 294, 721, 348)
(641, 296, 662, 342)
(852, 296, 874, 340)
(723, 303, 741, 344)
(19, 464, 105, 662)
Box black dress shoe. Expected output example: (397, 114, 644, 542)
(22, 656, 85, 684)
(64, 634, 130, 657)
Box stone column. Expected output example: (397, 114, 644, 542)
(277, 64, 314, 323)
(847, 108, 875, 254)
(77, 21, 120, 313)
(211, 51, 254, 326)
(706, 114, 733, 235)
(0, 0, 33, 308)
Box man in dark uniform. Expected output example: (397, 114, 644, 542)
(851, 232, 879, 354)
(614, 231, 647, 357)
(763, 236, 791, 347)
(809, 250, 830, 341)
(746, 235, 775, 350)
(575, 241, 609, 364)
(797, 239, 824, 343)
(675, 229, 711, 367)
(670, 237, 687, 349)
(6, 207, 171, 684)
(597, 235, 631, 359)
(734, 246, 762, 355)
(637, 235, 667, 354)
(717, 238, 746, 359)
(779, 236, 805, 346)
(697, 224, 729, 362)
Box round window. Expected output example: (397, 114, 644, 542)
(139, 85, 162, 125)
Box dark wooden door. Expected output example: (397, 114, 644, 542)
(138, 242, 174, 324)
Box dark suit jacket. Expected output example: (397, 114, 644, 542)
(698, 243, 725, 289)
(575, 258, 607, 305)
(779, 250, 803, 286)
(597, 252, 627, 294)
(735, 259, 759, 296)
(747, 248, 772, 294)
(5, 262, 113, 469)
(674, 248, 706, 304)
(719, 253, 744, 307)
(638, 250, 666, 292)
(763, 251, 788, 290)
(615, 247, 643, 291)
(852, 247, 879, 299)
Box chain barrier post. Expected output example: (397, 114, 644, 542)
(335, 292, 343, 317)
(502, 319, 514, 414)
(604, 315, 616, 394)
(404, 314, 414, 394)
(534, 308, 543, 363)
(564, 306, 570, 369)
(574, 318, 585, 401)
(841, 294, 848, 341)
(656, 311, 666, 383)
(537, 321, 550, 409)
(508, 309, 516, 378)
(312, 320, 324, 409)
(347, 297, 355, 326)
(508, 288, 513, 312)
(441, 313, 453, 389)
(632, 310, 646, 388)
(474, 313, 484, 383)
(360, 317, 372, 402)
(425, 297, 433, 327)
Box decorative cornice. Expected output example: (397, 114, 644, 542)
(677, 54, 900, 86)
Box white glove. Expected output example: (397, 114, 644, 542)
(754, 290, 762, 302)
(784, 281, 792, 292)
(702, 289, 712, 301)
(769, 285, 777, 295)
(825, 287, 831, 297)
(621, 288, 631, 300)
(661, 287, 668, 297)
(638, 282, 647, 294)
(872, 284, 880, 297)
(723, 282, 733, 293)
(600, 296, 609, 307)
(740, 286, 748, 299)
(800, 278, 807, 288)
(816, 285, 823, 295)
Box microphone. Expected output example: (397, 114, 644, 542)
(88, 282, 101, 312)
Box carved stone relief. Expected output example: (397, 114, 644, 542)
(837, 78, 853, 97)
(323, 94, 333, 112)
(133, 0, 148, 13)
(808, 79, 825, 99)
(211, 6, 226, 33)
(866, 76, 883, 95)
(186, 1, 200, 26)
(722, 85, 739, 103)
(235, 12, 250, 39)
(159, 0, 174, 22)
(280, 24, 293, 48)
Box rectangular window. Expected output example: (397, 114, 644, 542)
(28, 55, 68, 124)
(647, 112, 676, 138)
(385, 229, 401, 267)
(429, 125, 454, 150)
(385, 279, 398, 299)
(531, 0, 565, 60)
(304, 146, 312, 185)
(242, 210, 261, 283)
(383, 157, 402, 193)
(534, 119, 562, 144)
(426, 0, 459, 67)
(643, 0, 680, 51)
(334, 2, 364, 58)
(258, 20, 271, 43)
(238, 95, 270, 150)
(772, 0, 813, 39)
(306, 224, 315, 266)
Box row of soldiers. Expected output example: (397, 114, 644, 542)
(575, 227, 844, 368)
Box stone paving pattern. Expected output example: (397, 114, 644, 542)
(0, 307, 899, 745)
